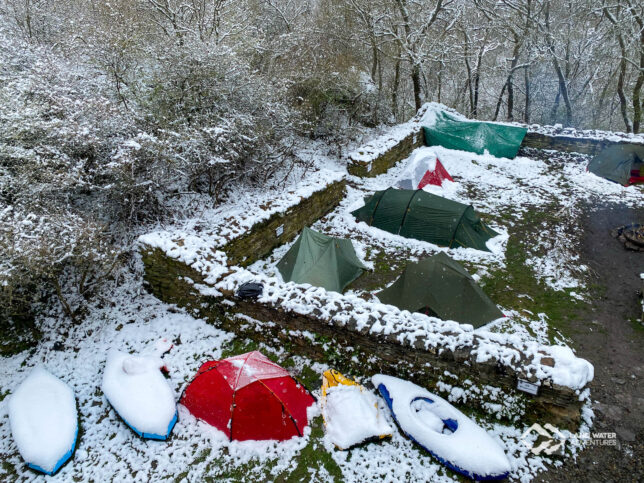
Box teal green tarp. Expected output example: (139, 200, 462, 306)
(376, 252, 504, 328)
(351, 188, 498, 252)
(277, 227, 367, 293)
(423, 111, 527, 159)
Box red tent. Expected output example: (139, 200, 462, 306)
(180, 351, 315, 441)
(396, 151, 454, 190)
(418, 158, 453, 188)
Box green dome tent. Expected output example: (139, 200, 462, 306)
(587, 144, 644, 185)
(277, 227, 367, 293)
(376, 252, 504, 328)
(423, 111, 527, 159)
(351, 188, 498, 252)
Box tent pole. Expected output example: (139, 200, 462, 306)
(398, 189, 422, 235)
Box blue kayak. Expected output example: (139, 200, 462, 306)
(373, 374, 511, 481)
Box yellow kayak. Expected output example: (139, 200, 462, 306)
(321, 369, 393, 450)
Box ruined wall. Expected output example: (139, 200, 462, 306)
(140, 245, 586, 430)
(347, 129, 424, 177)
(223, 180, 346, 266)
(348, 126, 643, 174)
(519, 132, 639, 155)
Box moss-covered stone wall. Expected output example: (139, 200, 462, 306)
(348, 126, 642, 173)
(520, 132, 643, 155)
(223, 180, 346, 267)
(348, 130, 424, 177)
(140, 244, 586, 430)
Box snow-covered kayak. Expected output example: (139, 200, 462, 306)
(8, 367, 78, 475)
(321, 370, 392, 450)
(102, 350, 177, 440)
(372, 374, 511, 481)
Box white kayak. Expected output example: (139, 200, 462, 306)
(102, 350, 177, 440)
(372, 374, 511, 480)
(8, 367, 78, 475)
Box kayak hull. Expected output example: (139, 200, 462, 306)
(374, 375, 511, 481)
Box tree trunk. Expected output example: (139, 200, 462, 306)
(392, 56, 401, 121)
(411, 63, 422, 111)
(524, 66, 531, 124)
(615, 49, 631, 132)
(604, 6, 632, 132)
(507, 36, 521, 121)
(632, 12, 644, 133)
(493, 82, 508, 121)
(544, 2, 572, 126)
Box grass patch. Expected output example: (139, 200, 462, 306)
(274, 417, 343, 482)
(481, 204, 587, 343)
(0, 318, 41, 357)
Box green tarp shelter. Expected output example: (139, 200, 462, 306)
(277, 227, 367, 293)
(423, 111, 527, 159)
(376, 252, 504, 328)
(351, 188, 498, 252)
(587, 144, 644, 185)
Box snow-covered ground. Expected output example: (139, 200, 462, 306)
(252, 139, 641, 348)
(0, 270, 591, 482)
(2, 111, 641, 480)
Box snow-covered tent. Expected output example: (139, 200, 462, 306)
(396, 151, 454, 190)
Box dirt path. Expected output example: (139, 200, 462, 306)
(538, 202, 644, 481)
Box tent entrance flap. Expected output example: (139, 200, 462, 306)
(587, 144, 644, 185)
(352, 189, 498, 252)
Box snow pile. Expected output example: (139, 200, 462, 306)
(536, 345, 594, 390)
(102, 350, 177, 439)
(322, 384, 392, 449)
(372, 374, 511, 480)
(348, 121, 421, 168)
(8, 367, 78, 474)
(418, 102, 467, 127)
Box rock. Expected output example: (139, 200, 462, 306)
(541, 357, 555, 367)
(606, 405, 625, 420)
(616, 427, 636, 442)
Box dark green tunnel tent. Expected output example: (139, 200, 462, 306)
(277, 227, 367, 293)
(587, 143, 644, 185)
(351, 188, 498, 252)
(376, 252, 504, 328)
(423, 110, 527, 159)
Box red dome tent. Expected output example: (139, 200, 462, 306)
(396, 151, 454, 190)
(180, 351, 315, 441)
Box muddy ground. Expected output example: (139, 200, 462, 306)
(538, 202, 644, 482)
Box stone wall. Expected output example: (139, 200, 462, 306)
(223, 179, 346, 266)
(347, 129, 424, 177)
(521, 131, 644, 155)
(519, 132, 631, 155)
(140, 245, 587, 430)
(348, 126, 642, 172)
